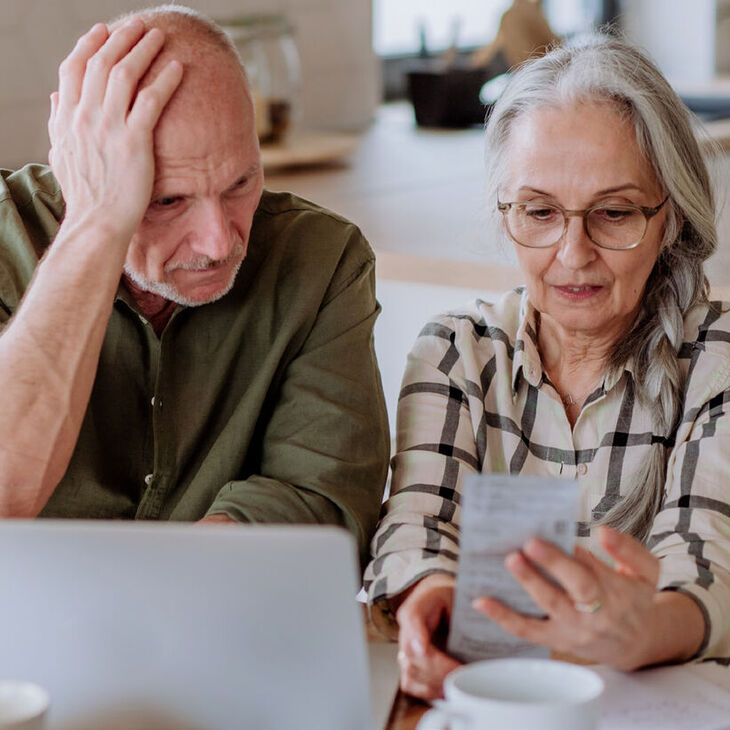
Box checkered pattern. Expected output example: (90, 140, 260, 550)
(365, 288, 730, 659)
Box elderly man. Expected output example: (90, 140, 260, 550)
(0, 6, 389, 563)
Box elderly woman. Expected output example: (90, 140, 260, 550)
(364, 34, 730, 699)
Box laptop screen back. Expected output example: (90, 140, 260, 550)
(0, 521, 372, 730)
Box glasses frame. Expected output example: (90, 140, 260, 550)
(496, 195, 670, 250)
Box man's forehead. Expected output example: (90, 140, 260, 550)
(150, 104, 259, 194)
(152, 51, 253, 139)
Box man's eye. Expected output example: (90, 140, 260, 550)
(156, 196, 179, 207)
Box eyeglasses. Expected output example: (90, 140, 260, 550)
(496, 196, 670, 250)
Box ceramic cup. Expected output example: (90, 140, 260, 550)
(417, 658, 604, 730)
(0, 681, 49, 730)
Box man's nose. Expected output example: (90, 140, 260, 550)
(555, 215, 597, 270)
(191, 201, 238, 261)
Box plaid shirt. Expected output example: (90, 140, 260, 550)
(365, 288, 730, 660)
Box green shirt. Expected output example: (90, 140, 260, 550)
(0, 164, 390, 564)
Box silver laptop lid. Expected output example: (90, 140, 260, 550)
(0, 521, 372, 730)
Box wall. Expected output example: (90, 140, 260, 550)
(620, 0, 720, 82)
(0, 0, 379, 169)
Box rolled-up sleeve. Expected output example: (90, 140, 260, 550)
(364, 316, 477, 634)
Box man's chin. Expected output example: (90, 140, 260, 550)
(123, 265, 238, 308)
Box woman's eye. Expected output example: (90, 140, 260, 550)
(524, 206, 557, 221)
(596, 207, 633, 222)
(156, 196, 180, 207)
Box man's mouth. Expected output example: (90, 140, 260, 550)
(165, 243, 245, 274)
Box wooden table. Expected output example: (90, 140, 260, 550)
(385, 693, 430, 730)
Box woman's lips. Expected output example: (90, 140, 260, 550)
(553, 284, 604, 301)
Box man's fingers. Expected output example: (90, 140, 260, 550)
(79, 18, 146, 109)
(104, 27, 167, 118)
(47, 92, 59, 139)
(127, 60, 183, 132)
(57, 23, 109, 109)
(598, 526, 660, 585)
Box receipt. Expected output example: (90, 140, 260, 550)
(447, 474, 580, 663)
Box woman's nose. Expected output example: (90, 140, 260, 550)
(555, 216, 597, 270)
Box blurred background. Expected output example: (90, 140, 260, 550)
(1, 0, 728, 433)
(1, 0, 728, 165)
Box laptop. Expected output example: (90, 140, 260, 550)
(0, 521, 398, 730)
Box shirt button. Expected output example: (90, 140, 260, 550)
(577, 463, 588, 476)
(150, 396, 155, 407)
(144, 473, 154, 486)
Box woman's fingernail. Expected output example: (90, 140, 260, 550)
(525, 538, 548, 558)
(505, 551, 525, 572)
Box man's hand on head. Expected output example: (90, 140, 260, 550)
(48, 19, 183, 246)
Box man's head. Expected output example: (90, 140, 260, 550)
(117, 6, 264, 306)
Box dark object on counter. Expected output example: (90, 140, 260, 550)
(406, 51, 509, 128)
(678, 93, 730, 122)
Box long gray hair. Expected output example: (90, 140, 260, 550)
(485, 35, 718, 541)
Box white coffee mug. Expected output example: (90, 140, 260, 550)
(0, 681, 49, 730)
(417, 658, 604, 730)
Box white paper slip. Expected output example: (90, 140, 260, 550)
(596, 663, 730, 730)
(447, 474, 580, 663)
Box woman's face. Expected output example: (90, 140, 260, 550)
(501, 101, 668, 343)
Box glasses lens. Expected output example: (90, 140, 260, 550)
(506, 203, 564, 247)
(586, 206, 646, 249)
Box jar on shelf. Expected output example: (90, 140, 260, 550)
(221, 14, 301, 145)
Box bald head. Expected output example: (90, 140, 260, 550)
(110, 4, 251, 120)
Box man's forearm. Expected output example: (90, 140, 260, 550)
(0, 219, 130, 516)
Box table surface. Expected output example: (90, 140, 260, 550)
(366, 605, 730, 730)
(365, 608, 428, 730)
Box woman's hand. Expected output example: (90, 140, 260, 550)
(48, 19, 183, 243)
(395, 573, 463, 699)
(473, 526, 666, 670)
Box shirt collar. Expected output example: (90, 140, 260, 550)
(512, 290, 543, 393)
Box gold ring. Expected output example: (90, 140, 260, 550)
(574, 598, 602, 614)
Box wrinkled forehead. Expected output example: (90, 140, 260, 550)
(153, 87, 256, 163)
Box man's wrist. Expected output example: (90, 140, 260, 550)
(56, 212, 136, 253)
